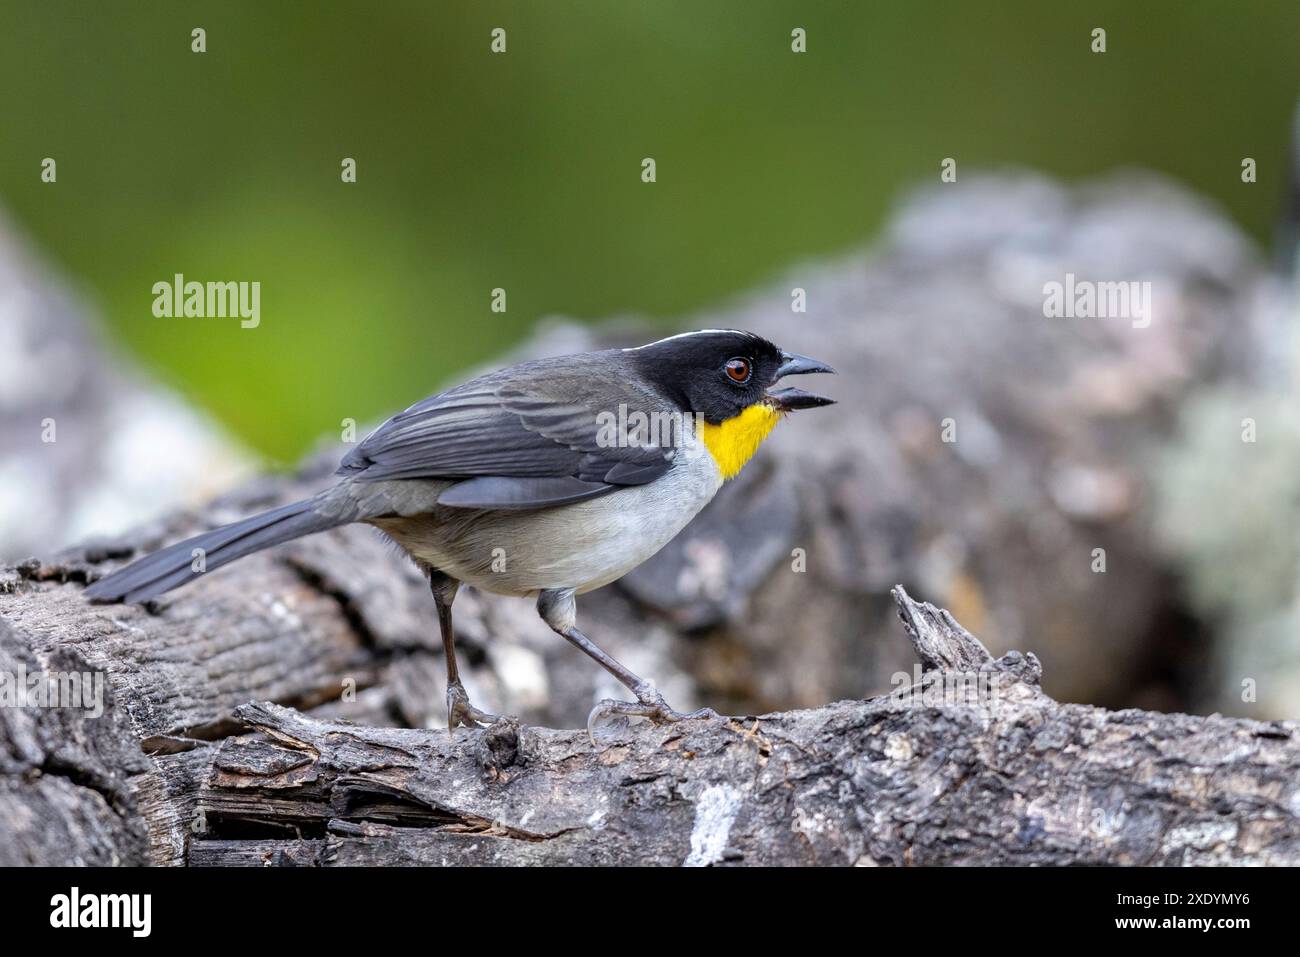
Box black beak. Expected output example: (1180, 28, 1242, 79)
(767, 386, 836, 412)
(769, 350, 835, 411)
(776, 351, 836, 379)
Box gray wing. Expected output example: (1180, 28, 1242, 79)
(336, 354, 676, 510)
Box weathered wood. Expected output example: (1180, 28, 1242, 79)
(0, 615, 150, 866)
(8, 556, 1300, 865)
(181, 589, 1300, 866)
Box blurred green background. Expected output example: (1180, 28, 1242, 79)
(1, 0, 1297, 462)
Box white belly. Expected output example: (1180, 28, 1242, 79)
(372, 436, 724, 596)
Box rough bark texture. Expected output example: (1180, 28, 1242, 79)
(182, 591, 1300, 866)
(6, 571, 1300, 865)
(0, 615, 150, 866)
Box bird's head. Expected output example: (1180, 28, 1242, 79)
(626, 329, 835, 478)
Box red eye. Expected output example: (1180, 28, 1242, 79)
(725, 357, 751, 383)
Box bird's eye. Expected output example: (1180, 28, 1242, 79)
(724, 357, 752, 384)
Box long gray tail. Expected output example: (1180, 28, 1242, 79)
(84, 498, 344, 604)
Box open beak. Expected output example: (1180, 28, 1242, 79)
(767, 386, 836, 411)
(768, 350, 836, 411)
(776, 351, 836, 379)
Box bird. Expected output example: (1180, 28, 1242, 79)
(84, 329, 835, 737)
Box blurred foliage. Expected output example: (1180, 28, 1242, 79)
(1, 0, 1297, 461)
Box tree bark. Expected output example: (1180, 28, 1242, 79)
(173, 588, 1300, 866)
(5, 565, 1299, 865)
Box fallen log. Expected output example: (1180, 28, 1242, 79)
(180, 588, 1300, 866)
(10, 576, 1295, 866)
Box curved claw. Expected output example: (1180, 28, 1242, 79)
(586, 686, 719, 746)
(446, 681, 498, 734)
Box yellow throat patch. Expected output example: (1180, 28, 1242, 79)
(700, 403, 781, 480)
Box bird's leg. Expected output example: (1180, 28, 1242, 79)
(430, 571, 497, 732)
(537, 588, 717, 743)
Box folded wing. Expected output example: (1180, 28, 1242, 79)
(336, 354, 676, 509)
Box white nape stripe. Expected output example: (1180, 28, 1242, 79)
(621, 329, 750, 352)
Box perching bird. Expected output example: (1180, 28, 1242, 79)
(85, 329, 834, 735)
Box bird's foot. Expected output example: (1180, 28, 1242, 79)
(586, 684, 718, 745)
(446, 681, 499, 733)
